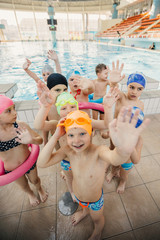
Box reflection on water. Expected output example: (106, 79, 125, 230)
(0, 41, 159, 101)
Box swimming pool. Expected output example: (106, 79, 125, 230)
(0, 41, 160, 101)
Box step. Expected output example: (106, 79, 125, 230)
(0, 83, 18, 99)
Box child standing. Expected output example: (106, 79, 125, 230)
(0, 95, 48, 206)
(34, 82, 119, 201)
(106, 62, 146, 193)
(37, 108, 149, 240)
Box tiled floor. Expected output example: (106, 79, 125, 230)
(0, 113, 160, 240)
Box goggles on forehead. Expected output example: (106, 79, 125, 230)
(57, 116, 92, 135)
(58, 117, 91, 127)
(56, 98, 78, 114)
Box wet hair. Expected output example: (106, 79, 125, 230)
(95, 64, 107, 74)
(47, 73, 68, 90)
(42, 64, 54, 74)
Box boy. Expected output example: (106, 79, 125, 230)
(92, 64, 110, 120)
(23, 50, 61, 83)
(37, 108, 149, 240)
(34, 81, 119, 201)
(106, 61, 146, 193)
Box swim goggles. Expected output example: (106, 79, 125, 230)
(55, 98, 78, 114)
(57, 115, 92, 135)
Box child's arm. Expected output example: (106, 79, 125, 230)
(130, 136, 143, 164)
(48, 50, 62, 74)
(34, 81, 57, 132)
(15, 121, 43, 145)
(98, 106, 150, 166)
(23, 58, 40, 83)
(91, 87, 119, 130)
(76, 76, 95, 95)
(108, 60, 125, 94)
(38, 122, 67, 168)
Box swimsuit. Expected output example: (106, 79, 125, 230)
(121, 162, 134, 171)
(61, 159, 71, 171)
(0, 122, 21, 152)
(4, 161, 37, 175)
(74, 189, 104, 211)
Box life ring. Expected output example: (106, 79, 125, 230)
(0, 144, 40, 186)
(88, 94, 103, 104)
(78, 102, 104, 113)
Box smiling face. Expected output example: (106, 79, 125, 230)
(67, 127, 91, 152)
(127, 82, 144, 100)
(59, 103, 77, 118)
(0, 105, 17, 124)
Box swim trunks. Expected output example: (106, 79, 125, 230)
(61, 159, 71, 171)
(74, 189, 104, 211)
(121, 162, 134, 171)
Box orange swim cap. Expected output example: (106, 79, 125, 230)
(58, 110, 92, 135)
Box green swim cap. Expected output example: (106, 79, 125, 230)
(56, 92, 79, 114)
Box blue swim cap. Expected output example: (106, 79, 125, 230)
(131, 106, 144, 128)
(127, 73, 146, 88)
(66, 69, 81, 80)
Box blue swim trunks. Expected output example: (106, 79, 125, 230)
(61, 159, 71, 171)
(121, 162, 134, 171)
(4, 161, 37, 175)
(74, 190, 104, 211)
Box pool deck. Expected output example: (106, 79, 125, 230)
(0, 113, 160, 240)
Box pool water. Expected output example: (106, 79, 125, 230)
(0, 41, 159, 101)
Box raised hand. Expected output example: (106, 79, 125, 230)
(55, 118, 66, 139)
(109, 106, 150, 155)
(103, 87, 120, 108)
(37, 80, 55, 107)
(47, 50, 58, 61)
(23, 58, 31, 70)
(108, 60, 125, 84)
(15, 126, 32, 144)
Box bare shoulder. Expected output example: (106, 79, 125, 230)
(138, 100, 144, 111)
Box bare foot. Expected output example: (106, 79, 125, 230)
(71, 192, 77, 202)
(117, 180, 126, 194)
(28, 192, 40, 207)
(38, 187, 48, 203)
(71, 210, 88, 226)
(60, 170, 66, 180)
(106, 171, 114, 183)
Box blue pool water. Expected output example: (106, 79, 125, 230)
(0, 41, 160, 101)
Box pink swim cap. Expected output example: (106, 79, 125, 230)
(0, 95, 14, 114)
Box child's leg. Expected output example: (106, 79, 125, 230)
(15, 175, 40, 207)
(72, 207, 89, 226)
(92, 110, 98, 120)
(27, 167, 48, 203)
(106, 165, 120, 183)
(88, 206, 104, 240)
(117, 167, 130, 194)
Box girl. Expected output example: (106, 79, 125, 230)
(0, 95, 48, 206)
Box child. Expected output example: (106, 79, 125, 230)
(34, 82, 119, 201)
(92, 64, 110, 120)
(37, 108, 149, 240)
(0, 95, 48, 206)
(68, 73, 95, 115)
(106, 62, 146, 193)
(23, 50, 61, 83)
